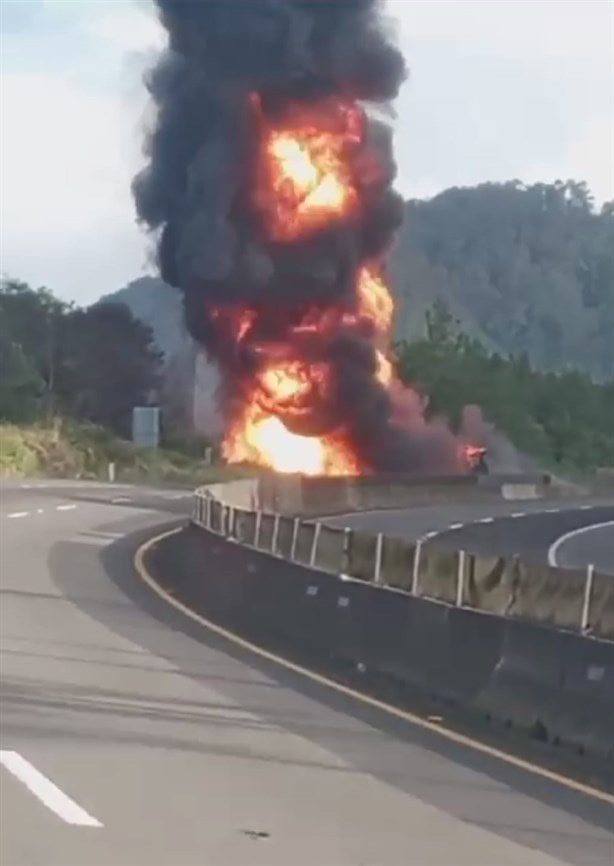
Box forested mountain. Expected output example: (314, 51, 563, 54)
(106, 181, 612, 380)
(391, 181, 613, 379)
(101, 276, 186, 360)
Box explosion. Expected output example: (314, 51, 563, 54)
(134, 0, 469, 477)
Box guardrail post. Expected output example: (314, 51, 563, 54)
(227, 505, 235, 539)
(271, 513, 280, 554)
(290, 517, 300, 560)
(254, 510, 262, 548)
(455, 550, 466, 607)
(373, 532, 384, 583)
(411, 540, 422, 596)
(309, 522, 321, 567)
(581, 564, 595, 632)
(341, 527, 352, 575)
(205, 496, 212, 530)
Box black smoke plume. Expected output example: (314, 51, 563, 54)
(133, 0, 466, 474)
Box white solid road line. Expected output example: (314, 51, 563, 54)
(0, 751, 102, 828)
(56, 504, 77, 512)
(548, 519, 614, 567)
(7, 512, 29, 519)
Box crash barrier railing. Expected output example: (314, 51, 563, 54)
(256, 471, 554, 515)
(166, 508, 614, 777)
(193, 487, 613, 642)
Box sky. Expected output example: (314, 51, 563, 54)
(1, 0, 613, 305)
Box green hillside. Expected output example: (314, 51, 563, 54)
(108, 182, 613, 382)
(391, 180, 613, 380)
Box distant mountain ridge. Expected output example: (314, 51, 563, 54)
(104, 181, 613, 382)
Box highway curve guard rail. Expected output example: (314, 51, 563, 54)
(156, 476, 613, 785)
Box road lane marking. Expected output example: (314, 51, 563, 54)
(548, 520, 614, 567)
(423, 531, 438, 539)
(7, 512, 28, 519)
(36, 509, 44, 514)
(448, 523, 464, 530)
(510, 512, 526, 518)
(135, 528, 614, 806)
(0, 751, 102, 827)
(479, 517, 494, 524)
(56, 504, 77, 511)
(111, 496, 131, 504)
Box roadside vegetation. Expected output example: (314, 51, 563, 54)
(396, 301, 614, 474)
(0, 279, 231, 483)
(2, 274, 612, 481)
(0, 417, 245, 484)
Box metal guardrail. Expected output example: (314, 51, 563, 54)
(192, 486, 613, 642)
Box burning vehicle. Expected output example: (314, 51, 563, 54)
(134, 0, 474, 477)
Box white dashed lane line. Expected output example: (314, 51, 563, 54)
(448, 523, 464, 530)
(0, 751, 102, 828)
(479, 517, 494, 524)
(56, 504, 77, 512)
(7, 512, 29, 519)
(111, 496, 132, 504)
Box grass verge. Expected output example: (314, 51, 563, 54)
(0, 418, 243, 486)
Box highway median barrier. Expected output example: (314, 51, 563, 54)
(313, 524, 347, 574)
(293, 521, 317, 566)
(415, 544, 458, 604)
(346, 530, 379, 582)
(587, 571, 614, 641)
(380, 535, 417, 590)
(184, 479, 613, 781)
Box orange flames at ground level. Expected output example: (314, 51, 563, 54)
(222, 402, 359, 476)
(220, 96, 400, 476)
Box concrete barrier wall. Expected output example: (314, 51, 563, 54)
(194, 479, 614, 640)
(195, 484, 612, 642)
(155, 525, 614, 781)
(255, 472, 552, 516)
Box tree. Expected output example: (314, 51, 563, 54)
(59, 302, 162, 436)
(391, 181, 614, 379)
(0, 278, 69, 416)
(0, 322, 44, 422)
(396, 301, 614, 471)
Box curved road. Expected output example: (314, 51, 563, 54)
(1, 480, 613, 865)
(330, 501, 614, 573)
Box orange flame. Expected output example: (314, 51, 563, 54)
(222, 402, 358, 476)
(220, 97, 396, 476)
(254, 99, 362, 242)
(357, 265, 394, 341)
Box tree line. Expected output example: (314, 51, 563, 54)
(391, 180, 614, 381)
(396, 300, 614, 472)
(0, 279, 161, 437)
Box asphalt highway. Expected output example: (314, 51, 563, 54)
(1, 480, 613, 865)
(329, 500, 614, 574)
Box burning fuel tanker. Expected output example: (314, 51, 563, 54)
(133, 0, 471, 476)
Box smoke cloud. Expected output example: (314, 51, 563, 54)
(133, 0, 466, 474)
